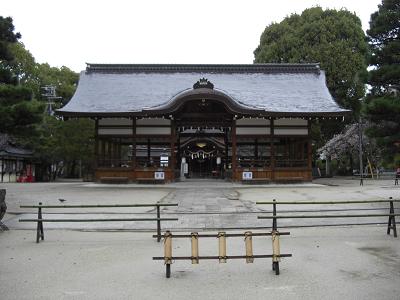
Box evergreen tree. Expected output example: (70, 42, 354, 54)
(254, 7, 368, 113)
(254, 7, 369, 162)
(0, 17, 43, 139)
(364, 0, 400, 163)
(0, 16, 91, 179)
(0, 17, 20, 64)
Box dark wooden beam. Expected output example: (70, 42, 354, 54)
(271, 118, 275, 180)
(308, 120, 312, 172)
(132, 118, 136, 168)
(94, 119, 99, 168)
(170, 120, 176, 174)
(176, 121, 232, 127)
(177, 113, 232, 119)
(147, 139, 151, 163)
(255, 138, 258, 159)
(231, 120, 237, 177)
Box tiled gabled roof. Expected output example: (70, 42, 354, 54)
(57, 63, 350, 117)
(0, 134, 33, 158)
(86, 63, 321, 74)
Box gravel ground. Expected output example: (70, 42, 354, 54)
(0, 177, 399, 299)
(0, 227, 399, 300)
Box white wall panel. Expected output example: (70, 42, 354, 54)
(98, 118, 132, 126)
(274, 118, 308, 126)
(236, 118, 270, 126)
(236, 127, 270, 135)
(136, 118, 171, 126)
(136, 127, 171, 135)
(98, 128, 133, 135)
(274, 128, 308, 135)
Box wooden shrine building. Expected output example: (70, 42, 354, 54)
(57, 63, 349, 183)
(0, 134, 35, 183)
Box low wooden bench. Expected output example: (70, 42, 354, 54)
(136, 178, 165, 184)
(100, 176, 129, 184)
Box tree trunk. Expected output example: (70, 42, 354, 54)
(325, 156, 331, 177)
(69, 160, 76, 178)
(349, 152, 354, 175)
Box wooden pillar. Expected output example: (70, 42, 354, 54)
(231, 119, 237, 179)
(101, 139, 106, 163)
(224, 129, 229, 169)
(94, 119, 99, 168)
(111, 141, 115, 160)
(112, 141, 116, 160)
(104, 139, 111, 160)
(170, 120, 176, 175)
(147, 138, 151, 164)
(308, 119, 312, 179)
(132, 118, 136, 169)
(115, 141, 119, 160)
(254, 138, 258, 159)
(285, 138, 289, 163)
(108, 140, 112, 166)
(118, 139, 122, 162)
(271, 118, 275, 180)
(176, 128, 180, 169)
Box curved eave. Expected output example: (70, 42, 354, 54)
(0, 151, 33, 158)
(56, 109, 351, 119)
(143, 88, 263, 115)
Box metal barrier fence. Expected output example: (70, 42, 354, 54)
(152, 230, 292, 278)
(256, 198, 399, 237)
(19, 203, 178, 243)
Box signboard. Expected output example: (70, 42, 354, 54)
(242, 172, 253, 180)
(154, 172, 165, 180)
(160, 155, 169, 167)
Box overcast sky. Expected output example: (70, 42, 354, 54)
(4, 0, 382, 72)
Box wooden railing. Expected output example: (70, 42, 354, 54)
(237, 159, 270, 168)
(275, 159, 308, 168)
(257, 198, 399, 237)
(19, 202, 178, 243)
(97, 159, 133, 168)
(97, 157, 168, 168)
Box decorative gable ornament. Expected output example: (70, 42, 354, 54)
(193, 78, 214, 89)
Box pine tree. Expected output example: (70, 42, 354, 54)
(0, 16, 43, 138)
(364, 0, 400, 163)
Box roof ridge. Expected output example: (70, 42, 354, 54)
(85, 63, 321, 74)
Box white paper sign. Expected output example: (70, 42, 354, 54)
(242, 172, 253, 180)
(154, 172, 165, 180)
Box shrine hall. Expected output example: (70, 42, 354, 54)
(57, 63, 349, 183)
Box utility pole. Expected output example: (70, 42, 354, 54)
(41, 85, 62, 115)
